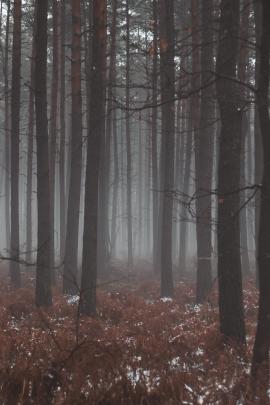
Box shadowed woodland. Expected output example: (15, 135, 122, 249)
(0, 0, 270, 403)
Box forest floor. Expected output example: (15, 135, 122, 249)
(0, 263, 263, 404)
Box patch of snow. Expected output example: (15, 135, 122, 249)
(160, 297, 173, 303)
(66, 295, 80, 305)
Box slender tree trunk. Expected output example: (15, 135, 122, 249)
(109, 0, 119, 257)
(10, 0, 22, 288)
(159, 0, 175, 298)
(35, 0, 52, 307)
(98, 0, 117, 276)
(4, 0, 11, 254)
(216, 0, 245, 342)
(195, 0, 214, 303)
(152, 0, 159, 272)
(179, 104, 192, 276)
(26, 11, 36, 264)
(59, 0, 66, 263)
(49, 0, 59, 281)
(251, 0, 270, 393)
(111, 106, 119, 257)
(253, 0, 263, 284)
(63, 0, 83, 294)
(239, 0, 251, 276)
(80, 0, 107, 316)
(125, 0, 133, 268)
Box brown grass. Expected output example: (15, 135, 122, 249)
(0, 271, 263, 404)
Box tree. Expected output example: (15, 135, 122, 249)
(49, 0, 60, 281)
(10, 0, 22, 288)
(125, 0, 133, 268)
(35, 0, 52, 307)
(159, 0, 175, 298)
(4, 0, 11, 257)
(80, 0, 107, 315)
(195, 0, 215, 303)
(251, 0, 270, 393)
(63, 0, 83, 294)
(26, 5, 36, 264)
(216, 0, 245, 342)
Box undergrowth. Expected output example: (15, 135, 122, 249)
(0, 271, 262, 404)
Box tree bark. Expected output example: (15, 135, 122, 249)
(63, 0, 83, 294)
(26, 8, 36, 264)
(251, 0, 270, 393)
(59, 0, 67, 263)
(35, 0, 52, 307)
(80, 0, 107, 315)
(10, 0, 22, 288)
(4, 0, 11, 255)
(125, 0, 133, 268)
(49, 0, 59, 281)
(159, 0, 175, 298)
(195, 0, 214, 303)
(216, 0, 245, 342)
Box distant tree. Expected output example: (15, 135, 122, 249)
(35, 0, 52, 307)
(159, 0, 175, 298)
(10, 0, 22, 288)
(80, 0, 107, 315)
(216, 0, 245, 341)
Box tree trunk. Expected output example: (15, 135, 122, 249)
(216, 0, 245, 342)
(152, 0, 159, 272)
(10, 0, 22, 288)
(251, 0, 270, 393)
(253, 0, 263, 285)
(26, 10, 36, 264)
(159, 0, 175, 298)
(239, 0, 251, 276)
(49, 0, 59, 281)
(63, 0, 83, 294)
(4, 0, 11, 255)
(35, 0, 52, 307)
(80, 0, 107, 316)
(125, 0, 133, 268)
(195, 0, 214, 303)
(59, 0, 67, 264)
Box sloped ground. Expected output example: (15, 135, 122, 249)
(0, 270, 262, 404)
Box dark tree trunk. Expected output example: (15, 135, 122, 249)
(80, 0, 107, 316)
(10, 0, 22, 288)
(98, 0, 117, 276)
(216, 0, 245, 342)
(239, 0, 251, 276)
(35, 0, 52, 307)
(159, 0, 175, 298)
(59, 0, 67, 263)
(195, 0, 214, 303)
(49, 0, 59, 281)
(107, 0, 118, 258)
(125, 0, 133, 268)
(152, 0, 159, 272)
(26, 11, 36, 264)
(253, 0, 263, 285)
(4, 0, 11, 254)
(251, 0, 270, 393)
(63, 0, 83, 294)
